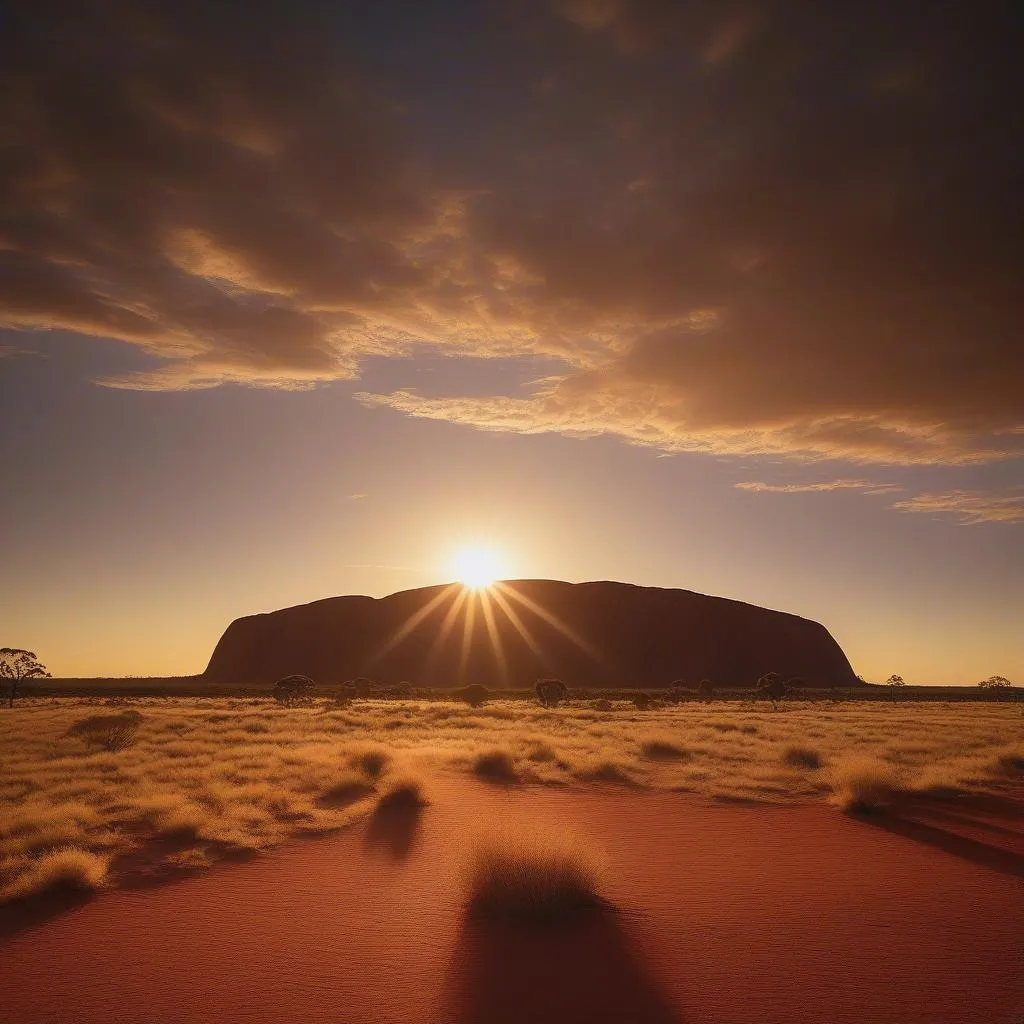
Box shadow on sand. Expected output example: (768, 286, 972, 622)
(363, 800, 423, 861)
(0, 886, 95, 944)
(857, 793, 1024, 879)
(439, 908, 685, 1024)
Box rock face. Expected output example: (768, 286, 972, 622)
(204, 580, 859, 689)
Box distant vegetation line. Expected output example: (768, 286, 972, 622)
(26, 678, 1019, 701)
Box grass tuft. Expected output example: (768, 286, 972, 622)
(640, 735, 690, 760)
(375, 775, 428, 811)
(472, 749, 519, 783)
(2, 846, 109, 901)
(782, 745, 823, 770)
(466, 827, 604, 924)
(829, 757, 904, 812)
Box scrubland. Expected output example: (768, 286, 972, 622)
(1, 695, 1019, 903)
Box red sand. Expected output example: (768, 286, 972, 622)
(1, 779, 1021, 1024)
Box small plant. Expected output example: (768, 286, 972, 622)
(375, 775, 428, 811)
(782, 744, 822, 770)
(756, 672, 790, 707)
(829, 757, 904, 812)
(350, 677, 376, 698)
(272, 674, 315, 705)
(666, 684, 688, 703)
(696, 679, 715, 701)
(455, 683, 490, 708)
(631, 692, 652, 711)
(352, 747, 390, 779)
(334, 680, 358, 706)
(535, 678, 568, 707)
(466, 827, 604, 924)
(67, 711, 142, 751)
(472, 748, 518, 783)
(593, 698, 612, 711)
(640, 736, 689, 760)
(2, 847, 109, 901)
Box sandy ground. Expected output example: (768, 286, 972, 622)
(1, 778, 1021, 1024)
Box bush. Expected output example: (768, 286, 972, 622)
(593, 698, 613, 712)
(782, 744, 823, 770)
(466, 828, 604, 923)
(640, 736, 689, 760)
(696, 679, 715, 700)
(455, 683, 490, 708)
(67, 711, 142, 751)
(829, 757, 904, 812)
(376, 775, 428, 811)
(756, 673, 790, 705)
(666, 684, 689, 703)
(535, 678, 568, 707)
(272, 674, 315, 705)
(349, 677, 376, 698)
(631, 692, 652, 711)
(472, 749, 518, 783)
(334, 680, 358, 706)
(2, 847, 109, 901)
(352, 747, 390, 779)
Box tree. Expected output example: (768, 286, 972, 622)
(632, 692, 652, 711)
(885, 674, 905, 699)
(756, 672, 789, 708)
(272, 674, 315, 705)
(535, 678, 568, 707)
(696, 679, 715, 701)
(455, 683, 490, 708)
(0, 649, 50, 708)
(978, 676, 1012, 692)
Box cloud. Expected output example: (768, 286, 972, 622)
(2, 1, 1022, 466)
(735, 480, 902, 494)
(892, 491, 1024, 526)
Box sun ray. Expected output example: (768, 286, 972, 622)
(496, 582, 604, 661)
(478, 588, 509, 684)
(459, 589, 479, 681)
(488, 586, 545, 659)
(425, 585, 469, 675)
(369, 584, 459, 664)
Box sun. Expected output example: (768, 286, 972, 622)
(451, 545, 504, 590)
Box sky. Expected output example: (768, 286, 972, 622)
(1, 0, 1021, 683)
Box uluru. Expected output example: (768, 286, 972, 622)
(203, 580, 859, 689)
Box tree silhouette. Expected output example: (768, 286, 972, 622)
(756, 672, 789, 708)
(0, 648, 50, 707)
(534, 678, 568, 707)
(978, 675, 1012, 690)
(885, 674, 905, 700)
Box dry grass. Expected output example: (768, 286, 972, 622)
(472, 749, 519, 783)
(1, 695, 1019, 903)
(376, 775, 428, 810)
(466, 826, 604, 923)
(782, 745, 823, 771)
(829, 757, 905, 812)
(1, 846, 109, 901)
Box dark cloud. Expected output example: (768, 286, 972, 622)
(2, 0, 1022, 461)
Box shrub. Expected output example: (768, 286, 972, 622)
(334, 680, 358, 706)
(577, 760, 635, 786)
(632, 692, 652, 711)
(593, 699, 613, 712)
(829, 757, 904, 812)
(272, 674, 315, 705)
(466, 828, 604, 923)
(455, 683, 490, 708)
(472, 749, 518, 783)
(349, 677, 376, 698)
(67, 711, 142, 751)
(782, 744, 823, 770)
(375, 775, 428, 811)
(756, 673, 790, 705)
(2, 847, 109, 901)
(666, 684, 689, 703)
(535, 678, 568, 707)
(352, 747, 390, 779)
(696, 679, 715, 700)
(640, 735, 689, 760)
